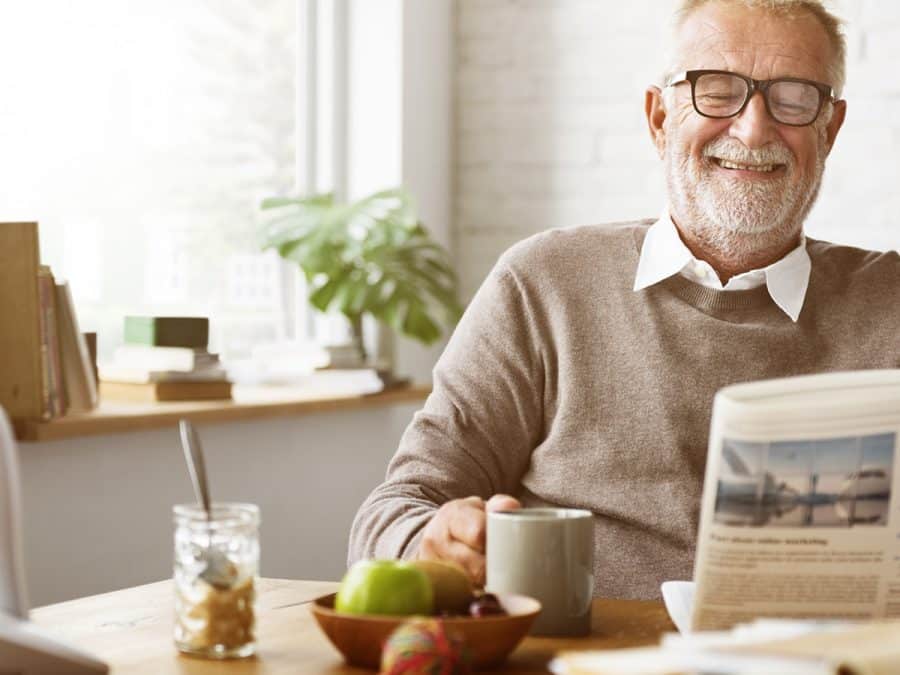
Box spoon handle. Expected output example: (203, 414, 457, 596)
(179, 419, 212, 516)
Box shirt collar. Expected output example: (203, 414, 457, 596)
(633, 208, 812, 322)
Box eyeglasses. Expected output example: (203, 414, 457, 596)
(665, 69, 835, 127)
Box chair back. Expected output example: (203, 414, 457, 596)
(0, 407, 29, 618)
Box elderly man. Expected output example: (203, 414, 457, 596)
(349, 0, 900, 600)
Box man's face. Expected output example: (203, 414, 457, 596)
(651, 3, 846, 255)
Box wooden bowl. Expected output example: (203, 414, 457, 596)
(310, 592, 541, 669)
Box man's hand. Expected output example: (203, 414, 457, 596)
(416, 494, 521, 586)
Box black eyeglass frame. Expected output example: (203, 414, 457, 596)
(665, 69, 836, 127)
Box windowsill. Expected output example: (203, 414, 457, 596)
(16, 384, 431, 443)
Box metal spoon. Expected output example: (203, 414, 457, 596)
(178, 419, 237, 589)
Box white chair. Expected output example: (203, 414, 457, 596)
(0, 407, 108, 674)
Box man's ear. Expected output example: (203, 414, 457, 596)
(645, 86, 667, 158)
(824, 99, 846, 156)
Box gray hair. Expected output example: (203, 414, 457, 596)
(662, 0, 847, 97)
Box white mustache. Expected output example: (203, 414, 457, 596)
(702, 138, 793, 166)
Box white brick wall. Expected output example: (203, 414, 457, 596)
(454, 0, 900, 298)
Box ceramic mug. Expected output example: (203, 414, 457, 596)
(486, 508, 594, 636)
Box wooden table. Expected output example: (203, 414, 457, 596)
(32, 579, 675, 674)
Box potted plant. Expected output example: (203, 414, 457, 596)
(260, 187, 463, 363)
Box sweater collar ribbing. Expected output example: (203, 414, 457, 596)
(631, 219, 809, 318)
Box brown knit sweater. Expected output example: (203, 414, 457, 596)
(348, 221, 900, 599)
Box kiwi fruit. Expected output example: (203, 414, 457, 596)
(411, 559, 474, 614)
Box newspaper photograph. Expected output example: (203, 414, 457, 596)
(714, 433, 894, 529)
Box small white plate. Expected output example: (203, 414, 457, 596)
(660, 580, 694, 634)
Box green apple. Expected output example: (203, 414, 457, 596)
(335, 559, 434, 616)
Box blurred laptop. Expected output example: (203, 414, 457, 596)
(0, 407, 108, 674)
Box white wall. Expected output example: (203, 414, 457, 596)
(455, 0, 900, 298)
(20, 403, 419, 606)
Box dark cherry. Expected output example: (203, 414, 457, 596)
(468, 592, 506, 617)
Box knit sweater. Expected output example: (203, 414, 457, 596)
(348, 221, 900, 600)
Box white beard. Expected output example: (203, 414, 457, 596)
(666, 128, 828, 262)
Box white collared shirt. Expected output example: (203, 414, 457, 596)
(632, 210, 811, 321)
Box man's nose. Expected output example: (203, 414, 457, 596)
(727, 91, 779, 149)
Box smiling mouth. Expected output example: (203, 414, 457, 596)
(712, 157, 785, 173)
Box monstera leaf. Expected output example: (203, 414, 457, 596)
(260, 188, 463, 345)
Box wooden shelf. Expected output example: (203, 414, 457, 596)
(17, 384, 431, 443)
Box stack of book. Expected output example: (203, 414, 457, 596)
(37, 266, 99, 417)
(99, 317, 232, 402)
(0, 222, 99, 428)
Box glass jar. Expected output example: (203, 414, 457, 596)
(173, 502, 260, 658)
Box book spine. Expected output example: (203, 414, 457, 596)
(38, 266, 67, 417)
(154, 380, 232, 401)
(36, 268, 54, 419)
(124, 316, 209, 349)
(82, 332, 99, 391)
(112, 345, 198, 372)
(55, 282, 99, 412)
(47, 278, 67, 416)
(0, 222, 45, 422)
(100, 380, 232, 402)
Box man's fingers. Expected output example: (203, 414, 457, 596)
(418, 519, 487, 585)
(415, 494, 520, 586)
(447, 500, 487, 551)
(486, 494, 522, 512)
(440, 538, 486, 586)
(417, 496, 486, 559)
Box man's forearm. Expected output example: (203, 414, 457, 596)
(347, 258, 543, 569)
(347, 486, 440, 565)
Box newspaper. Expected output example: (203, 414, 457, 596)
(550, 370, 900, 675)
(691, 369, 900, 631)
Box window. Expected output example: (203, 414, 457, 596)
(0, 0, 403, 361)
